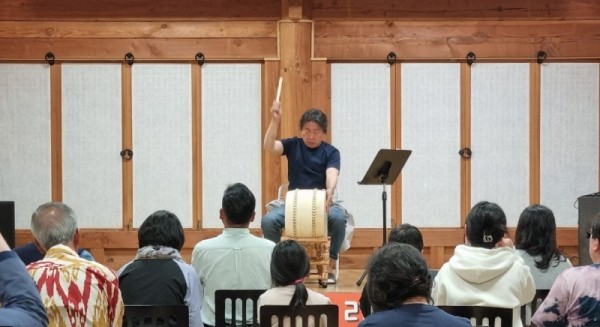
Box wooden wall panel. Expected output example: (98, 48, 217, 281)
(314, 21, 600, 60)
(4, 0, 597, 272)
(262, 60, 283, 206)
(16, 227, 579, 271)
(0, 21, 277, 39)
(0, 0, 281, 21)
(311, 0, 600, 20)
(0, 38, 277, 61)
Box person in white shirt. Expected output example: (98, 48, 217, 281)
(191, 183, 275, 327)
(432, 201, 535, 327)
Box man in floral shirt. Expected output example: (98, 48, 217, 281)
(27, 202, 124, 327)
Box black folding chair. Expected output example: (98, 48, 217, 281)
(521, 289, 550, 327)
(122, 304, 188, 327)
(260, 304, 339, 327)
(438, 305, 512, 327)
(215, 289, 266, 327)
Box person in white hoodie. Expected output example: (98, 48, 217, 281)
(432, 201, 536, 327)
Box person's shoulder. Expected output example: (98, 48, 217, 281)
(282, 137, 301, 146)
(321, 141, 339, 153)
(249, 234, 276, 248)
(79, 259, 119, 280)
(562, 263, 599, 277)
(193, 235, 220, 249)
(176, 260, 198, 275)
(430, 306, 472, 326)
(307, 288, 332, 304)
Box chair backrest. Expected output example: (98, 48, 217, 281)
(215, 289, 266, 327)
(122, 304, 188, 327)
(260, 304, 339, 327)
(437, 305, 512, 327)
(521, 289, 550, 327)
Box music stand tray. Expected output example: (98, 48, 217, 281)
(358, 149, 411, 186)
(356, 149, 411, 285)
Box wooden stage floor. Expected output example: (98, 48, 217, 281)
(306, 269, 365, 294)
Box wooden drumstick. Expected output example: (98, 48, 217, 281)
(276, 76, 283, 102)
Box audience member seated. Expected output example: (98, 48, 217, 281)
(532, 213, 600, 326)
(118, 210, 202, 327)
(515, 204, 572, 289)
(191, 183, 275, 327)
(432, 201, 535, 327)
(26, 202, 124, 326)
(258, 239, 332, 327)
(0, 231, 48, 327)
(14, 240, 94, 265)
(359, 223, 424, 317)
(358, 243, 471, 327)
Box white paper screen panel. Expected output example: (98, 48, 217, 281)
(541, 63, 599, 227)
(0, 64, 51, 228)
(470, 63, 530, 226)
(331, 63, 391, 228)
(133, 64, 192, 227)
(62, 64, 122, 228)
(201, 64, 262, 228)
(401, 63, 461, 227)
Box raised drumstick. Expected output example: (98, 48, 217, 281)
(276, 76, 283, 102)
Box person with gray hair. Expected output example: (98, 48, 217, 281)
(26, 202, 124, 327)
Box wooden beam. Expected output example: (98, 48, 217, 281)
(191, 63, 202, 229)
(50, 63, 62, 201)
(311, 0, 600, 20)
(311, 59, 330, 141)
(15, 227, 579, 270)
(0, 0, 282, 21)
(121, 63, 133, 229)
(282, 0, 311, 21)
(0, 21, 277, 39)
(0, 38, 277, 61)
(314, 20, 600, 60)
(278, 20, 312, 139)
(529, 62, 541, 204)
(262, 60, 282, 209)
(460, 63, 472, 224)
(391, 62, 401, 226)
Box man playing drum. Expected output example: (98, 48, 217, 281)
(261, 99, 346, 284)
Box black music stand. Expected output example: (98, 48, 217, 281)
(356, 149, 411, 286)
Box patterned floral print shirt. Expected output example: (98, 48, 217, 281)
(27, 244, 124, 327)
(532, 264, 600, 326)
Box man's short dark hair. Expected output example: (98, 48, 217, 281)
(299, 108, 328, 133)
(222, 183, 256, 225)
(388, 223, 423, 251)
(138, 210, 185, 251)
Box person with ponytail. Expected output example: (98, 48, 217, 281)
(258, 239, 332, 327)
(432, 201, 535, 327)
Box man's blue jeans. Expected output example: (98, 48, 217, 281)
(261, 205, 346, 260)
